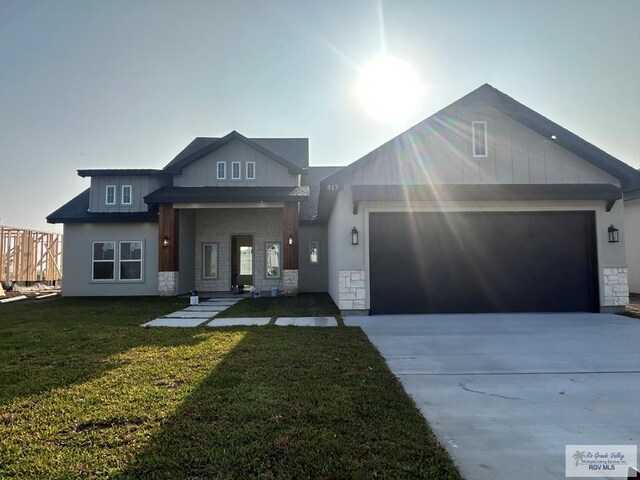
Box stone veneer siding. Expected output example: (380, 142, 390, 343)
(603, 267, 629, 306)
(158, 271, 179, 296)
(195, 208, 285, 293)
(283, 269, 298, 295)
(338, 269, 366, 310)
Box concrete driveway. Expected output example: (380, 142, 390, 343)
(345, 313, 640, 479)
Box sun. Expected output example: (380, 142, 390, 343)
(356, 55, 425, 123)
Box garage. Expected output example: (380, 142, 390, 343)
(369, 211, 599, 314)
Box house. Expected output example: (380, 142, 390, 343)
(48, 84, 640, 314)
(623, 182, 640, 294)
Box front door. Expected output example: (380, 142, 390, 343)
(231, 235, 253, 288)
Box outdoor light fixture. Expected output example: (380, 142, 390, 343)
(608, 225, 619, 243)
(351, 227, 359, 245)
(288, 232, 294, 245)
(163, 235, 170, 247)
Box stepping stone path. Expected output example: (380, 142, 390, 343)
(142, 297, 242, 327)
(207, 317, 272, 327)
(275, 317, 338, 327)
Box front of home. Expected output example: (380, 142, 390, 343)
(48, 84, 640, 314)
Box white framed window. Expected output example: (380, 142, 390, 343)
(121, 185, 132, 205)
(119, 241, 143, 281)
(265, 242, 281, 278)
(309, 241, 319, 264)
(231, 161, 241, 180)
(202, 243, 219, 279)
(216, 161, 226, 180)
(472, 121, 488, 157)
(105, 185, 116, 205)
(246, 161, 256, 180)
(92, 241, 115, 280)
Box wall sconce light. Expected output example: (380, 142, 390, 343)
(351, 227, 359, 245)
(163, 235, 170, 247)
(608, 225, 619, 243)
(287, 232, 294, 245)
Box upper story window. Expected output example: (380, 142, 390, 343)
(231, 162, 241, 180)
(472, 121, 488, 157)
(246, 162, 256, 180)
(105, 185, 116, 205)
(217, 161, 226, 180)
(121, 185, 132, 205)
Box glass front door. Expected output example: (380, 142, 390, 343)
(231, 235, 253, 288)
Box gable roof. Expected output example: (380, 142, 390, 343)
(299, 166, 344, 222)
(46, 189, 158, 224)
(316, 84, 640, 221)
(163, 131, 308, 174)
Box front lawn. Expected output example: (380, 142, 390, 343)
(216, 292, 340, 319)
(0, 298, 460, 479)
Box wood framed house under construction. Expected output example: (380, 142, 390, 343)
(0, 226, 63, 287)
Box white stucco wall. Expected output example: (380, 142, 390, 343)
(327, 185, 627, 312)
(624, 198, 640, 293)
(62, 223, 159, 296)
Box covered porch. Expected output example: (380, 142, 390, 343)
(146, 186, 308, 297)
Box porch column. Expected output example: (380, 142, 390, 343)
(158, 203, 180, 296)
(282, 201, 299, 295)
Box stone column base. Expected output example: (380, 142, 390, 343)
(158, 271, 179, 296)
(283, 269, 298, 295)
(338, 269, 366, 310)
(603, 267, 629, 306)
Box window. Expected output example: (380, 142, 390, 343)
(309, 241, 319, 264)
(246, 161, 256, 180)
(119, 241, 143, 280)
(92, 241, 115, 280)
(472, 121, 488, 157)
(240, 246, 253, 275)
(203, 243, 218, 278)
(265, 243, 281, 278)
(121, 185, 132, 205)
(105, 185, 116, 205)
(216, 162, 226, 180)
(231, 162, 241, 180)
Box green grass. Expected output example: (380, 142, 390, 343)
(0, 298, 460, 479)
(216, 293, 340, 319)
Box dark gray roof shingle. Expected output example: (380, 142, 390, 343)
(47, 189, 158, 224)
(144, 186, 309, 204)
(300, 166, 343, 221)
(163, 133, 309, 172)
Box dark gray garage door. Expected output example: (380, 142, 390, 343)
(369, 211, 598, 314)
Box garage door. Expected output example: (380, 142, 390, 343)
(369, 211, 598, 314)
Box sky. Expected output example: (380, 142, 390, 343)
(1, 0, 639, 232)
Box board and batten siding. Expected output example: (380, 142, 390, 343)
(173, 139, 298, 188)
(349, 102, 620, 187)
(89, 175, 168, 213)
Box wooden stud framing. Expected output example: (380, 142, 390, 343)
(0, 226, 62, 284)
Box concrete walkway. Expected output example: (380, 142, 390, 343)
(142, 297, 241, 327)
(345, 313, 640, 480)
(143, 300, 339, 328)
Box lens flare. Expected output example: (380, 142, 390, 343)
(357, 55, 425, 123)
